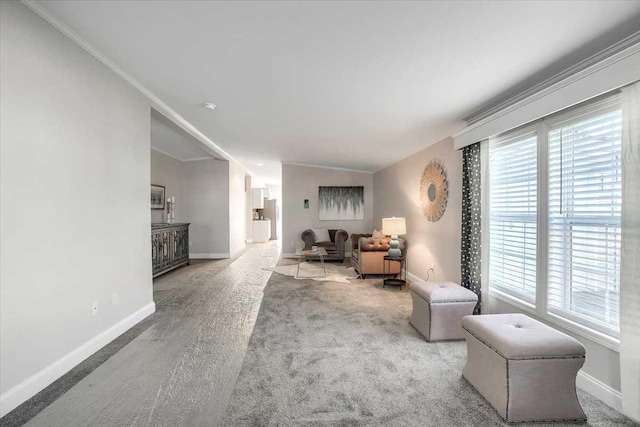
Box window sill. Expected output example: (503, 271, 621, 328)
(487, 289, 620, 353)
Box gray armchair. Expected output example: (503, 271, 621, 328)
(301, 229, 349, 262)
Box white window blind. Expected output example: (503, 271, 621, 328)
(488, 132, 537, 303)
(547, 102, 622, 336)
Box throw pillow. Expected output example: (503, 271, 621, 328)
(372, 229, 386, 239)
(311, 227, 331, 243)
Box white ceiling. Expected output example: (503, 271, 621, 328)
(151, 114, 214, 162)
(38, 0, 640, 184)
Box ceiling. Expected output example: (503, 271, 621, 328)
(37, 1, 640, 184)
(151, 111, 215, 162)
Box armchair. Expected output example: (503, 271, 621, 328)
(301, 229, 349, 262)
(351, 234, 406, 278)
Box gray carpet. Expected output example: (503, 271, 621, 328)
(221, 271, 637, 426)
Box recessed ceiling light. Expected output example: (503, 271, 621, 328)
(204, 102, 216, 111)
(257, 163, 264, 166)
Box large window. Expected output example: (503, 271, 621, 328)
(488, 132, 537, 303)
(547, 104, 622, 336)
(487, 95, 622, 339)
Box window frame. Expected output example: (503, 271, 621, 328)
(484, 94, 622, 351)
(486, 126, 540, 304)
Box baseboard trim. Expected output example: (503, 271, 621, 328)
(190, 253, 229, 259)
(576, 371, 622, 412)
(0, 302, 156, 417)
(406, 270, 423, 283)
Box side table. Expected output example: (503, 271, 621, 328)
(383, 255, 407, 288)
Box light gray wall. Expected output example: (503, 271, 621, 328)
(282, 164, 374, 255)
(228, 160, 246, 256)
(183, 159, 230, 256)
(150, 149, 185, 223)
(373, 137, 463, 282)
(0, 0, 153, 407)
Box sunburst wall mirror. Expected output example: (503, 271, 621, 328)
(419, 160, 448, 222)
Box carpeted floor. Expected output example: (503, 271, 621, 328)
(221, 270, 637, 427)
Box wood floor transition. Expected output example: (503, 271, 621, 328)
(19, 241, 280, 427)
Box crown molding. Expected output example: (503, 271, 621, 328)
(463, 32, 640, 126)
(454, 35, 640, 140)
(183, 157, 217, 162)
(150, 146, 186, 162)
(20, 0, 258, 180)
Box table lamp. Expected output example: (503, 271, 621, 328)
(382, 217, 406, 259)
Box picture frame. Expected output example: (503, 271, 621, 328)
(151, 184, 166, 210)
(318, 186, 364, 220)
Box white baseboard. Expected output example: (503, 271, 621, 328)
(406, 270, 423, 283)
(0, 302, 156, 417)
(190, 253, 229, 259)
(576, 371, 622, 412)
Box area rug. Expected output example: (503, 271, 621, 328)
(263, 262, 359, 283)
(221, 274, 635, 426)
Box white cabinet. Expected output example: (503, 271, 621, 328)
(252, 219, 271, 242)
(252, 188, 264, 209)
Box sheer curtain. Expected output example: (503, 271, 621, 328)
(621, 81, 640, 422)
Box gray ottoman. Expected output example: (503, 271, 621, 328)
(461, 313, 587, 423)
(409, 281, 478, 341)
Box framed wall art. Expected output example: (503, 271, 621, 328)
(151, 184, 166, 210)
(318, 186, 364, 220)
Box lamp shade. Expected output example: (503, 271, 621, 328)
(382, 217, 406, 236)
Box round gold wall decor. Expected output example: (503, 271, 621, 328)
(420, 160, 448, 222)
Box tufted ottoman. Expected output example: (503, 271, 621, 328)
(461, 313, 587, 423)
(409, 281, 478, 341)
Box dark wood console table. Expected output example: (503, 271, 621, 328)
(151, 223, 190, 277)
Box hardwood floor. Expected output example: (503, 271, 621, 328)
(23, 241, 280, 427)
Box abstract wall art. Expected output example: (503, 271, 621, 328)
(318, 186, 364, 220)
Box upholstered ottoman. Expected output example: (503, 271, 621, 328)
(409, 281, 478, 341)
(461, 313, 587, 423)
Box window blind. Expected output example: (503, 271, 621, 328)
(547, 105, 622, 336)
(488, 132, 537, 303)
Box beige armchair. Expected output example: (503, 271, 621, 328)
(350, 234, 406, 278)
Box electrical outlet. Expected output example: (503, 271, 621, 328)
(290, 240, 295, 248)
(92, 302, 98, 316)
(112, 293, 118, 306)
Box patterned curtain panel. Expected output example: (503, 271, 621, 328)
(461, 142, 482, 314)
